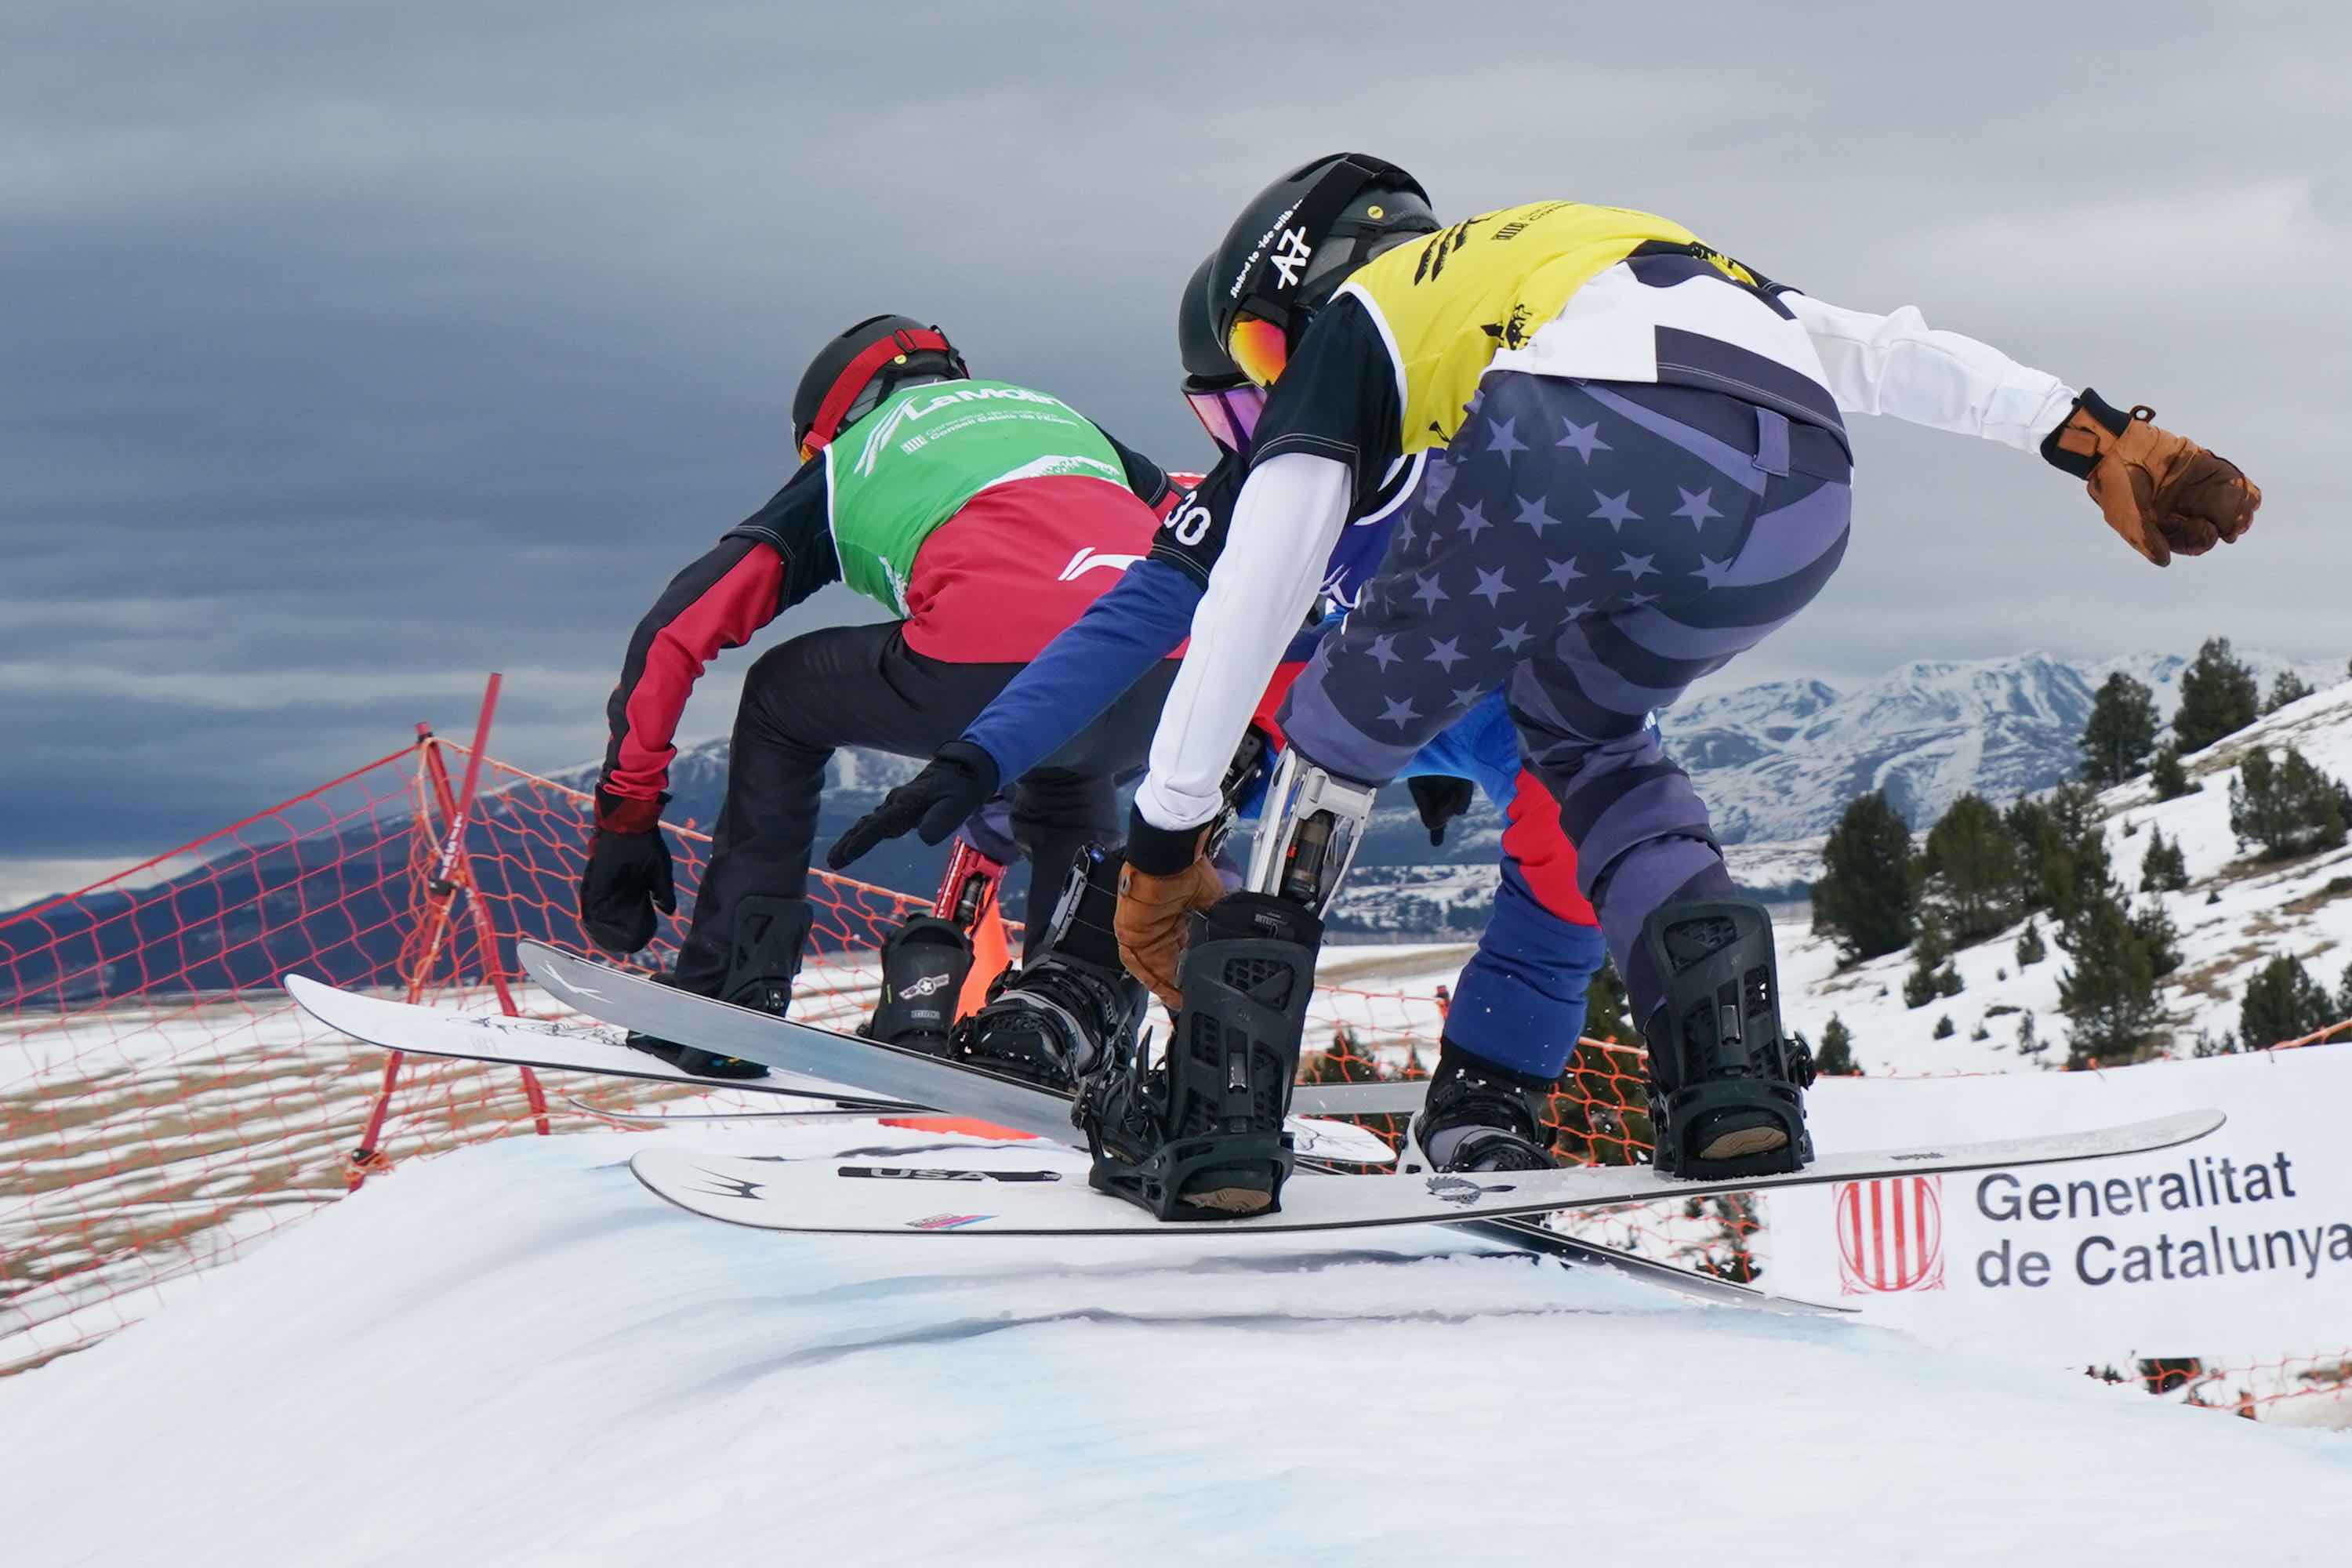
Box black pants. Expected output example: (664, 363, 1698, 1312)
(673, 620, 1178, 993)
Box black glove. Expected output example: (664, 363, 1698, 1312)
(579, 789, 677, 954)
(827, 740, 1001, 871)
(1406, 775, 1475, 847)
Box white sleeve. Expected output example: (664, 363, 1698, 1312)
(1133, 452, 1352, 832)
(1782, 291, 2078, 453)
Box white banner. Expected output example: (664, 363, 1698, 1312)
(1766, 1046, 2352, 1363)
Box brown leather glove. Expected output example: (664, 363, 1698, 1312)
(2041, 389, 2259, 567)
(1114, 818, 1225, 1010)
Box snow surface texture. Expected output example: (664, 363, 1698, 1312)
(7, 1128, 2350, 1567)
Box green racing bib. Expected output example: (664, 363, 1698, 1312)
(822, 379, 1127, 613)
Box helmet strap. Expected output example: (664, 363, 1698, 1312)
(801, 326, 964, 456)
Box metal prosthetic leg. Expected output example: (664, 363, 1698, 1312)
(1638, 897, 1817, 1178)
(1080, 750, 1372, 1220)
(952, 844, 1145, 1092)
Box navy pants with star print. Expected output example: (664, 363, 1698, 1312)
(1278, 372, 1853, 1061)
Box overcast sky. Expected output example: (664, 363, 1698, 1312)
(5, 0, 2347, 896)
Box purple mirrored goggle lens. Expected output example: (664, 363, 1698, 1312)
(1183, 383, 1266, 454)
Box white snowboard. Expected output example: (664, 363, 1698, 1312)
(630, 1108, 2224, 1238)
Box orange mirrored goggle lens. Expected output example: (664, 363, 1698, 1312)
(1226, 314, 1290, 389)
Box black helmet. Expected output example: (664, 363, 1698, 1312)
(1177, 252, 1242, 391)
(793, 314, 968, 459)
(1207, 153, 1436, 381)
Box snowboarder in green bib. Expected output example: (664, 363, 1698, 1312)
(579, 315, 1180, 1076)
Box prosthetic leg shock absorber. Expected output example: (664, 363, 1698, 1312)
(1639, 897, 1816, 1178)
(1079, 893, 1323, 1220)
(951, 844, 1142, 1091)
(862, 916, 974, 1058)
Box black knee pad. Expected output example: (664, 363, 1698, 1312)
(720, 895, 811, 1014)
(1639, 897, 1815, 1178)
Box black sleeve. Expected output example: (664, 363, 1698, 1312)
(1144, 450, 1244, 588)
(1095, 429, 1174, 510)
(720, 457, 844, 610)
(1243, 294, 1403, 509)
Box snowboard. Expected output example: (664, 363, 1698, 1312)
(293, 961, 1851, 1316)
(511, 939, 1412, 1123)
(630, 1109, 2223, 1238)
(283, 976, 926, 1111)
(287, 972, 1396, 1169)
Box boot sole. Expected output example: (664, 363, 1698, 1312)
(1697, 1125, 1788, 1162)
(1179, 1185, 1276, 1217)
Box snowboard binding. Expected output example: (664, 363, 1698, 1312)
(953, 844, 1142, 1091)
(1638, 897, 1815, 1179)
(1407, 1042, 1559, 1174)
(862, 916, 974, 1058)
(1076, 892, 1320, 1220)
(629, 894, 811, 1080)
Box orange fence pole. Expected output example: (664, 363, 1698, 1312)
(348, 675, 519, 1184)
(419, 726, 546, 1135)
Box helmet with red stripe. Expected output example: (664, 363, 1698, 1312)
(793, 314, 969, 461)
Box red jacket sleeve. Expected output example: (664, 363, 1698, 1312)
(597, 538, 785, 831)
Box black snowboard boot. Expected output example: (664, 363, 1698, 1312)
(953, 843, 1143, 1091)
(624, 895, 811, 1080)
(1077, 892, 1320, 1221)
(861, 916, 974, 1058)
(1407, 1042, 1559, 1173)
(1639, 896, 1816, 1178)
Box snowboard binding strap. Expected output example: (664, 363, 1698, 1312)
(1639, 897, 1816, 1180)
(1079, 893, 1320, 1220)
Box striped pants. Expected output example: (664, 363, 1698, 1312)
(1277, 372, 1853, 1044)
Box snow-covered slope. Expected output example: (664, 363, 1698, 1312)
(6, 1129, 2348, 1566)
(1671, 649, 2334, 848)
(1779, 676, 2352, 1076)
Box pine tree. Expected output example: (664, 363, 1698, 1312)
(2238, 955, 2336, 1051)
(2016, 1011, 2048, 1059)
(2080, 673, 2159, 787)
(1812, 791, 1917, 962)
(2139, 826, 2189, 893)
(2014, 917, 2047, 967)
(1582, 960, 1639, 1047)
(1933, 1014, 1955, 1039)
(1918, 793, 2027, 942)
(2228, 746, 2350, 861)
(2266, 669, 2315, 713)
(2056, 888, 2165, 1065)
(2006, 783, 2112, 920)
(1815, 1014, 1860, 1075)
(2149, 745, 2198, 802)
(2132, 898, 2183, 979)
(2173, 637, 2260, 754)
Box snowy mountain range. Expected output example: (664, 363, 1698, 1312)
(571, 648, 2340, 937)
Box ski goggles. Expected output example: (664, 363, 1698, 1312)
(1182, 379, 1267, 456)
(1225, 313, 1292, 389)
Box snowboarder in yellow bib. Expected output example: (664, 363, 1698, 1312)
(1092, 153, 2259, 1220)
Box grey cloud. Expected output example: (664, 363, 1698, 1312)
(5, 0, 2347, 869)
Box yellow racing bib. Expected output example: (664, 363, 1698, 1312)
(1340, 201, 1758, 452)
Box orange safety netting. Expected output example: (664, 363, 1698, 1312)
(4, 735, 2347, 1426)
